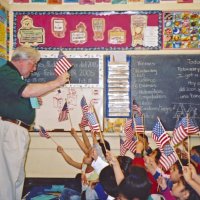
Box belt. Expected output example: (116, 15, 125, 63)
(1, 117, 31, 130)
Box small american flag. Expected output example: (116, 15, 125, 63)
(54, 50, 73, 76)
(39, 125, 51, 139)
(120, 135, 127, 156)
(86, 112, 100, 134)
(122, 137, 137, 155)
(152, 120, 170, 148)
(185, 117, 199, 135)
(159, 144, 177, 171)
(132, 98, 142, 116)
(134, 116, 145, 134)
(124, 118, 134, 141)
(80, 116, 88, 128)
(171, 117, 188, 146)
(81, 96, 89, 114)
(171, 117, 199, 146)
(80, 96, 89, 128)
(58, 102, 69, 122)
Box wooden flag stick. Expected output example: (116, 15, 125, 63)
(92, 105, 107, 151)
(186, 113, 191, 164)
(142, 114, 145, 134)
(68, 106, 73, 129)
(157, 116, 183, 168)
(50, 137, 59, 146)
(65, 98, 73, 129)
(142, 114, 146, 150)
(67, 80, 73, 128)
(132, 116, 138, 141)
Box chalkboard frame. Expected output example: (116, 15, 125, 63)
(26, 54, 104, 87)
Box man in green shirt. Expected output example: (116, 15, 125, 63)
(0, 46, 70, 200)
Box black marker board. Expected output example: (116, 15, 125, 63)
(26, 57, 99, 84)
(131, 55, 200, 130)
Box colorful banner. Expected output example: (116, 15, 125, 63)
(0, 9, 7, 67)
(13, 11, 162, 50)
(163, 11, 200, 49)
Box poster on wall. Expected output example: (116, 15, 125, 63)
(29, 53, 104, 131)
(0, 9, 7, 67)
(163, 11, 200, 49)
(13, 11, 162, 50)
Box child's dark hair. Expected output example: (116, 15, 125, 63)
(97, 139, 110, 157)
(154, 148, 161, 164)
(118, 166, 151, 200)
(175, 159, 188, 174)
(117, 155, 132, 177)
(99, 165, 118, 197)
(192, 145, 200, 154)
(180, 176, 200, 200)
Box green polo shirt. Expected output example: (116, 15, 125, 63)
(0, 62, 35, 125)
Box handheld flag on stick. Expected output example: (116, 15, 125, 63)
(81, 96, 89, 114)
(120, 121, 138, 155)
(156, 117, 183, 170)
(38, 125, 58, 146)
(151, 119, 170, 148)
(54, 50, 73, 76)
(39, 125, 51, 138)
(120, 134, 127, 156)
(186, 115, 199, 135)
(171, 116, 199, 146)
(134, 115, 145, 134)
(80, 96, 89, 128)
(159, 143, 178, 171)
(132, 98, 142, 116)
(87, 112, 101, 134)
(80, 116, 89, 128)
(124, 118, 134, 141)
(124, 137, 137, 154)
(92, 105, 107, 152)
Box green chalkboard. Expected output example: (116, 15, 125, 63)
(26, 57, 100, 84)
(131, 54, 200, 130)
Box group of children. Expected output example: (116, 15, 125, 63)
(56, 125, 200, 200)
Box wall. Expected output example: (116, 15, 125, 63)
(26, 132, 200, 178)
(2, 0, 200, 177)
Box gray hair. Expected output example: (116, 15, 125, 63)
(11, 46, 41, 62)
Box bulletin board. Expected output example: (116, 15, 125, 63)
(28, 54, 104, 131)
(13, 11, 162, 50)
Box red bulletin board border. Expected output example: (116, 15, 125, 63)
(13, 11, 162, 50)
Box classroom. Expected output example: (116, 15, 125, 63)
(0, 0, 200, 199)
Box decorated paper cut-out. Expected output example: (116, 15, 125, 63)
(131, 15, 147, 47)
(17, 15, 45, 46)
(70, 22, 87, 45)
(51, 18, 67, 38)
(108, 27, 126, 44)
(92, 18, 105, 41)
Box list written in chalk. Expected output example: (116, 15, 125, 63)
(131, 55, 200, 130)
(26, 57, 100, 84)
